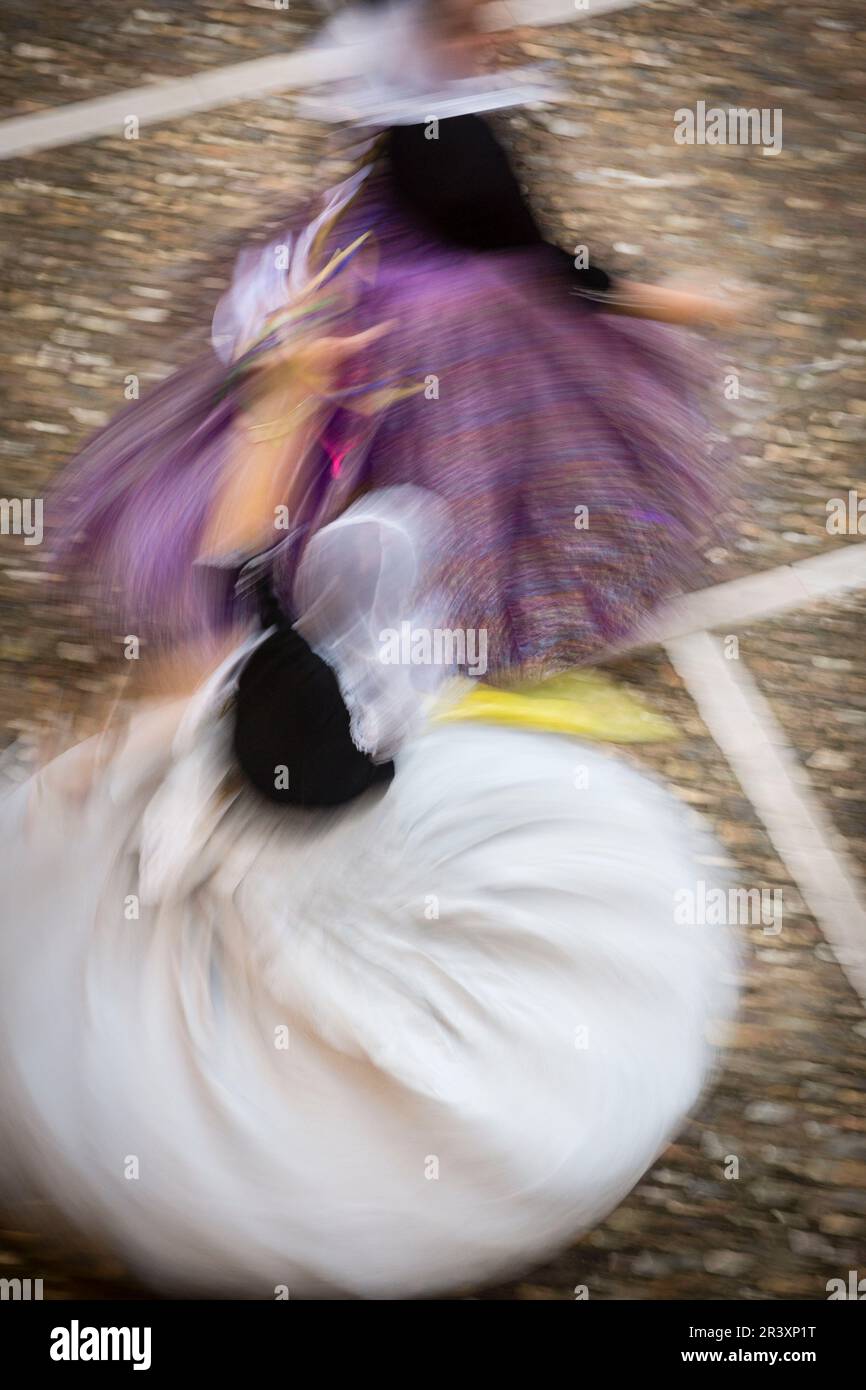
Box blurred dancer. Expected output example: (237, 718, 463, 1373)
(53, 0, 736, 679)
(0, 485, 734, 1298)
(1, 13, 739, 1293)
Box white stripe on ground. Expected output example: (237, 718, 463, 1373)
(0, 0, 648, 159)
(487, 0, 647, 26)
(667, 629, 866, 1006)
(639, 542, 866, 646)
(0, 49, 352, 160)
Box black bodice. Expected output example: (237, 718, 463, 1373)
(232, 569, 393, 809)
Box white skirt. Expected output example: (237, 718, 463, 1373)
(0, 693, 733, 1298)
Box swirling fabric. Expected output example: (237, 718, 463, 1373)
(0, 714, 732, 1297)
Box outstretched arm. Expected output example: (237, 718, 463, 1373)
(601, 280, 741, 328)
(197, 321, 394, 565)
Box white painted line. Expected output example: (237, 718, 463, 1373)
(637, 543, 866, 646)
(796, 543, 866, 601)
(486, 0, 647, 26)
(0, 0, 649, 159)
(0, 48, 353, 160)
(666, 630, 866, 1005)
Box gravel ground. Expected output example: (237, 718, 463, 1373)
(0, 0, 864, 1299)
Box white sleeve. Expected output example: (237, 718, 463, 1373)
(292, 486, 450, 761)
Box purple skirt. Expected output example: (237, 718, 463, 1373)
(54, 169, 723, 676)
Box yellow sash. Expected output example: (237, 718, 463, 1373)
(433, 669, 677, 744)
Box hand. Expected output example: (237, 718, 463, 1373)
(609, 279, 756, 329)
(657, 273, 768, 328)
(288, 319, 396, 392)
